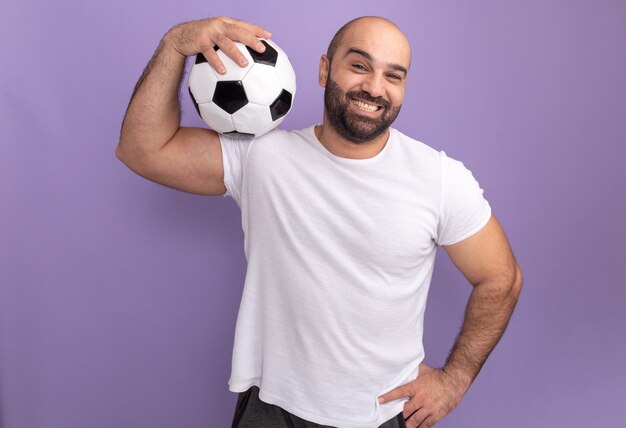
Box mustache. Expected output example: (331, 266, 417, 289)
(346, 91, 390, 108)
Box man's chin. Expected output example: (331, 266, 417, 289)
(343, 118, 388, 142)
(343, 125, 389, 144)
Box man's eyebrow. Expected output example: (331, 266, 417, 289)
(344, 47, 408, 76)
(345, 47, 372, 61)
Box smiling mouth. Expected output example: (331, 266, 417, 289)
(351, 99, 382, 113)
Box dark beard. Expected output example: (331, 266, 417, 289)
(323, 76, 401, 144)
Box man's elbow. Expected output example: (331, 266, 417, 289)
(510, 263, 523, 302)
(484, 263, 523, 304)
(115, 143, 124, 161)
(115, 140, 148, 171)
(115, 143, 134, 169)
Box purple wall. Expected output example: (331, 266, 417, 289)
(1, 0, 625, 427)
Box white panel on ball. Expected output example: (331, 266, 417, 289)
(257, 116, 286, 137)
(274, 54, 297, 96)
(188, 63, 218, 104)
(243, 65, 283, 106)
(266, 39, 296, 95)
(214, 44, 254, 81)
(232, 103, 274, 135)
(198, 102, 235, 133)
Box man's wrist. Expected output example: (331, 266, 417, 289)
(161, 29, 188, 60)
(441, 363, 474, 395)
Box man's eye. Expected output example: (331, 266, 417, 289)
(388, 74, 402, 80)
(352, 64, 366, 70)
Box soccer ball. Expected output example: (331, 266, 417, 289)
(188, 39, 296, 137)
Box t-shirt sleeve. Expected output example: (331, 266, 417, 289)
(219, 133, 254, 207)
(436, 151, 492, 246)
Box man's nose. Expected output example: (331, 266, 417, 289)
(361, 72, 385, 99)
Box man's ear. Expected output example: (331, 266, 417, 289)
(319, 55, 330, 87)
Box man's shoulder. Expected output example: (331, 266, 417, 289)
(219, 125, 314, 149)
(257, 125, 315, 141)
(390, 127, 442, 161)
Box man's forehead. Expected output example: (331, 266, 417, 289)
(337, 18, 411, 68)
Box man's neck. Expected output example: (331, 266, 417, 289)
(314, 120, 390, 160)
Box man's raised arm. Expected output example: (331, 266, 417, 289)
(115, 17, 271, 195)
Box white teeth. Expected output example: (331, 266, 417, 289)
(352, 100, 380, 112)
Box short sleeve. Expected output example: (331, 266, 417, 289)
(436, 151, 492, 246)
(219, 133, 254, 206)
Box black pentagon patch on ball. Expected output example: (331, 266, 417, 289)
(188, 87, 201, 117)
(270, 90, 293, 121)
(246, 40, 278, 66)
(225, 130, 255, 137)
(213, 81, 248, 114)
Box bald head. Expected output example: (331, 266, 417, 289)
(326, 16, 411, 68)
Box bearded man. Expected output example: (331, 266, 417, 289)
(117, 16, 522, 428)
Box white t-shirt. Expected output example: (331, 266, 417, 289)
(219, 126, 491, 428)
